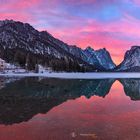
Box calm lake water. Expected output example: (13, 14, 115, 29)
(0, 77, 140, 140)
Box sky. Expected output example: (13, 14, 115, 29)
(1, 0, 140, 64)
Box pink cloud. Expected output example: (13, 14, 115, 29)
(133, 0, 140, 5)
(0, 0, 140, 65)
(0, 13, 29, 21)
(0, 0, 41, 9)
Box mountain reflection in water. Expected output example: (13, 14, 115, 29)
(0, 77, 140, 140)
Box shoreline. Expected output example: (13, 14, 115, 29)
(0, 72, 140, 79)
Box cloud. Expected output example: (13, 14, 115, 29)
(0, 0, 140, 64)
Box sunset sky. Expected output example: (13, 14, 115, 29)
(1, 0, 140, 64)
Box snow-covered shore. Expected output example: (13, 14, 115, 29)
(0, 72, 140, 79)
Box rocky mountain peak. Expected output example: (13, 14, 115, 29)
(0, 19, 15, 26)
(83, 47, 116, 70)
(116, 46, 140, 71)
(131, 45, 140, 50)
(84, 46, 94, 53)
(125, 46, 140, 58)
(94, 48, 116, 70)
(95, 48, 107, 53)
(0, 19, 37, 33)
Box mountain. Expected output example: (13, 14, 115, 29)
(37, 29, 116, 71)
(116, 46, 140, 71)
(0, 19, 115, 72)
(0, 19, 94, 72)
(39, 31, 116, 70)
(84, 46, 116, 70)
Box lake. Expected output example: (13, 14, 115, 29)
(0, 77, 140, 140)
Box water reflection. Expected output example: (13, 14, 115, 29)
(1, 77, 140, 139)
(0, 77, 139, 126)
(120, 79, 140, 101)
(0, 77, 115, 125)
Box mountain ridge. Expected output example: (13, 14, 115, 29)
(116, 46, 140, 71)
(1, 19, 140, 72)
(0, 19, 116, 72)
(0, 19, 93, 72)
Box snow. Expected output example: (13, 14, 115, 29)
(0, 72, 140, 79)
(38, 65, 51, 73)
(0, 58, 140, 79)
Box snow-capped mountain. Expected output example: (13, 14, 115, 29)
(84, 47, 99, 66)
(0, 19, 115, 71)
(84, 46, 116, 70)
(0, 19, 94, 72)
(116, 46, 140, 71)
(40, 31, 116, 70)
